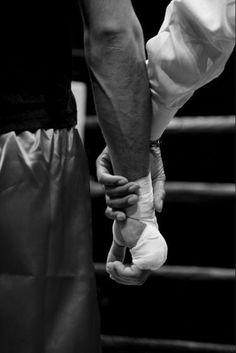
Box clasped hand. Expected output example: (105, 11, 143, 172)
(96, 147, 167, 285)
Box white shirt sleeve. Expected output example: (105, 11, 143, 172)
(146, 0, 235, 139)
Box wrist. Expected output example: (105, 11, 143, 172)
(150, 139, 161, 156)
(125, 173, 154, 220)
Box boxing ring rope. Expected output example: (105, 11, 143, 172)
(85, 115, 235, 132)
(90, 180, 235, 199)
(164, 182, 235, 203)
(101, 335, 236, 353)
(94, 263, 235, 281)
(87, 114, 235, 198)
(166, 115, 235, 133)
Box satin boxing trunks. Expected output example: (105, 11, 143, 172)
(0, 128, 101, 353)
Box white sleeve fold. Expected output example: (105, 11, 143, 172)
(146, 0, 235, 140)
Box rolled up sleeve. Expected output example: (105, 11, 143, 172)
(147, 0, 235, 139)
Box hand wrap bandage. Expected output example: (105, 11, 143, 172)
(110, 173, 168, 271)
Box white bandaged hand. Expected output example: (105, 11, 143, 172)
(106, 173, 167, 283)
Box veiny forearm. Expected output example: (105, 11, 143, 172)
(79, 0, 152, 181)
(87, 36, 152, 180)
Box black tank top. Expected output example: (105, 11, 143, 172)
(0, 0, 77, 134)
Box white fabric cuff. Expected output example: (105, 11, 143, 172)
(130, 219, 167, 271)
(151, 101, 178, 140)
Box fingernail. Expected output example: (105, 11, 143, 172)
(117, 179, 127, 185)
(128, 196, 137, 204)
(117, 214, 125, 221)
(128, 184, 138, 192)
(156, 201, 163, 213)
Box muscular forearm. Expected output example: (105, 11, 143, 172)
(79, 0, 152, 181)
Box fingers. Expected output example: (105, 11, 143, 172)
(107, 241, 126, 264)
(105, 194, 138, 210)
(96, 147, 128, 186)
(106, 261, 150, 286)
(99, 173, 128, 187)
(96, 147, 140, 219)
(104, 183, 139, 218)
(105, 207, 127, 221)
(150, 148, 166, 181)
(153, 179, 166, 213)
(106, 220, 150, 285)
(150, 148, 166, 213)
(105, 182, 139, 198)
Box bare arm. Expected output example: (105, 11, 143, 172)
(78, 0, 152, 181)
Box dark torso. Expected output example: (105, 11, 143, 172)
(0, 0, 77, 134)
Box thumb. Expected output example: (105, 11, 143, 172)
(107, 221, 126, 265)
(96, 147, 128, 186)
(150, 147, 166, 213)
(153, 179, 165, 213)
(106, 240, 126, 264)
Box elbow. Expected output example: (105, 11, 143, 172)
(89, 16, 142, 43)
(84, 20, 143, 65)
(95, 21, 131, 41)
(85, 21, 130, 46)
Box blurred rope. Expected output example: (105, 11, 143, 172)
(101, 335, 236, 352)
(90, 180, 235, 199)
(95, 263, 235, 281)
(85, 115, 235, 132)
